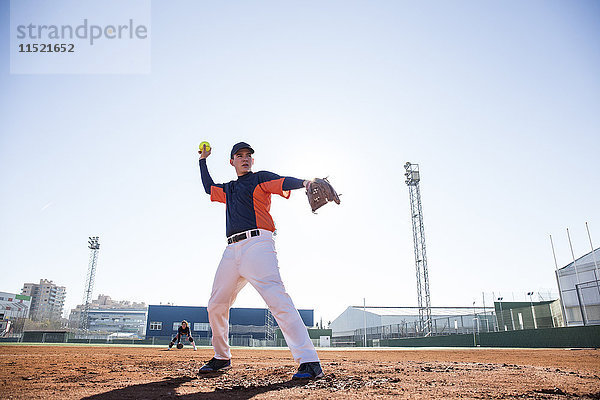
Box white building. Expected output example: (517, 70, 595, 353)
(556, 247, 600, 326)
(69, 294, 147, 338)
(0, 292, 31, 336)
(21, 279, 66, 321)
(87, 308, 147, 338)
(331, 306, 496, 342)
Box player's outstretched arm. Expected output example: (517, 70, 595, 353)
(257, 171, 308, 197)
(282, 176, 308, 191)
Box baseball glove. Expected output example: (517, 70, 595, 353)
(176, 343, 183, 349)
(306, 177, 341, 213)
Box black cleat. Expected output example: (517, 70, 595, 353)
(292, 362, 324, 379)
(198, 357, 232, 374)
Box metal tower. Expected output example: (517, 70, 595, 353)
(80, 236, 100, 331)
(404, 162, 432, 336)
(265, 309, 276, 342)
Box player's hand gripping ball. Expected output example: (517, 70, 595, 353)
(199, 141, 211, 152)
(176, 343, 183, 349)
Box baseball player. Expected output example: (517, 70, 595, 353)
(168, 320, 197, 350)
(197, 141, 324, 379)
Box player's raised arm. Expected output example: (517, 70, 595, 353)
(198, 144, 226, 203)
(198, 158, 215, 195)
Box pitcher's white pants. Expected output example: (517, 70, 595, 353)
(207, 229, 319, 364)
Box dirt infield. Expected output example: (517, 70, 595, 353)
(1, 345, 599, 399)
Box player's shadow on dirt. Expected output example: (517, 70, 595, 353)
(81, 375, 309, 399)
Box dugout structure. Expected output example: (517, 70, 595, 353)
(22, 330, 68, 343)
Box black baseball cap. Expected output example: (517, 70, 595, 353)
(230, 142, 254, 159)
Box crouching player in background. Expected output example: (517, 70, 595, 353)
(168, 320, 197, 350)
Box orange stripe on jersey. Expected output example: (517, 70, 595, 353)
(253, 178, 292, 232)
(210, 186, 226, 203)
(259, 177, 290, 199)
(253, 185, 275, 232)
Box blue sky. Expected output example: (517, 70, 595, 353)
(1, 0, 599, 324)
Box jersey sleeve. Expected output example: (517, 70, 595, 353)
(257, 171, 291, 199)
(282, 177, 305, 191)
(210, 184, 226, 203)
(199, 159, 226, 203)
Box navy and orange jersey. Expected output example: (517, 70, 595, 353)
(199, 158, 304, 237)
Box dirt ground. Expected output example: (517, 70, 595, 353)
(1, 345, 599, 399)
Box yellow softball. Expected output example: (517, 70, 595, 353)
(199, 141, 211, 152)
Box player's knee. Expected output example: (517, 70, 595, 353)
(261, 286, 291, 307)
(271, 305, 295, 321)
(207, 300, 228, 315)
(207, 302, 217, 315)
(263, 295, 296, 318)
(189, 337, 194, 343)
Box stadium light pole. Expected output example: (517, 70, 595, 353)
(81, 236, 100, 333)
(404, 162, 432, 336)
